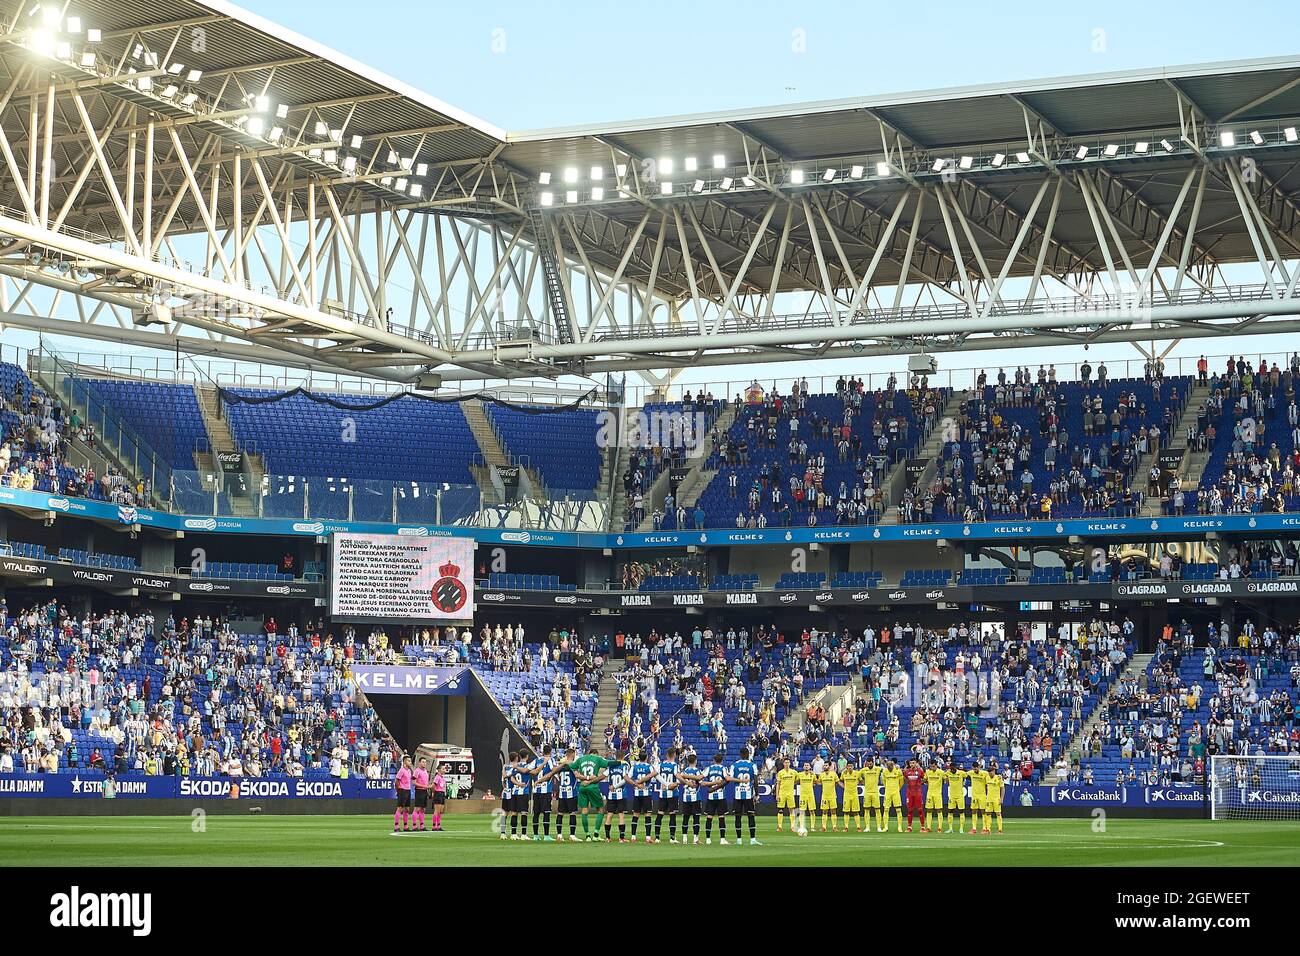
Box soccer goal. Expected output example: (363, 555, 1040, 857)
(1208, 755, 1300, 820)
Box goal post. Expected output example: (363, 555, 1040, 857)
(1208, 755, 1300, 820)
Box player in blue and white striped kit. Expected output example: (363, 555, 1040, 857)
(653, 747, 681, 843)
(527, 746, 558, 841)
(628, 750, 656, 843)
(677, 751, 705, 845)
(602, 754, 629, 843)
(725, 746, 762, 845)
(702, 752, 730, 844)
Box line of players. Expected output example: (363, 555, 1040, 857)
(775, 755, 1006, 834)
(500, 744, 765, 845)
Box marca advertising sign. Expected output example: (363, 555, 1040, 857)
(350, 664, 471, 696)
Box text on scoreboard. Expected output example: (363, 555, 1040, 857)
(329, 532, 475, 622)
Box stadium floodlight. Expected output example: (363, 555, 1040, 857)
(789, 168, 804, 184)
(712, 154, 726, 169)
(660, 181, 673, 194)
(268, 126, 283, 142)
(692, 179, 705, 192)
(615, 163, 627, 177)
(875, 162, 890, 176)
(162, 83, 179, 98)
(86, 27, 100, 42)
(1075, 145, 1089, 159)
(41, 5, 59, 26)
(408, 183, 422, 197)
(1016, 151, 1031, 163)
(136, 75, 153, 91)
(565, 189, 578, 203)
(180, 91, 197, 106)
(849, 164, 864, 179)
(538, 171, 551, 185)
(319, 123, 334, 138)
(1250, 130, 1264, 145)
(395, 178, 407, 191)
(168, 62, 185, 75)
(308, 147, 322, 158)
(246, 116, 265, 136)
(539, 191, 553, 206)
(991, 153, 1005, 167)
(131, 43, 143, 60)
(415, 163, 428, 176)
(684, 156, 698, 171)
(1286, 127, 1299, 142)
(1160, 139, 1174, 152)
(66, 15, 80, 31)
(719, 177, 733, 190)
(959, 155, 973, 170)
(350, 134, 363, 148)
(590, 186, 604, 200)
(931, 158, 945, 172)
(1134, 141, 1149, 153)
(590, 165, 603, 180)
(187, 69, 202, 82)
(563, 167, 578, 183)
(1219, 130, 1235, 147)
(741, 176, 755, 187)
(342, 155, 357, 172)
(331, 128, 344, 141)
(79, 51, 95, 67)
(276, 103, 289, 119)
(254, 95, 271, 113)
(324, 149, 337, 163)
(822, 168, 836, 181)
(1103, 143, 1119, 156)
(399, 155, 413, 170)
(55, 40, 70, 59)
(29, 29, 54, 55)
(655, 158, 673, 176)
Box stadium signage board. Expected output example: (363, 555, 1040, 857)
(351, 664, 470, 695)
(0, 556, 323, 599)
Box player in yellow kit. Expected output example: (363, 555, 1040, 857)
(773, 758, 799, 832)
(839, 761, 864, 831)
(923, 762, 946, 833)
(860, 757, 884, 832)
(983, 759, 1005, 833)
(945, 761, 968, 833)
(796, 762, 817, 834)
(816, 764, 840, 831)
(881, 759, 905, 832)
(967, 761, 988, 834)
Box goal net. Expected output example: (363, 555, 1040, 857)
(1209, 755, 1300, 820)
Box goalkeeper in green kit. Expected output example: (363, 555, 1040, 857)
(562, 745, 611, 841)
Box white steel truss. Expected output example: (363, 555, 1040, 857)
(1, 5, 1299, 387)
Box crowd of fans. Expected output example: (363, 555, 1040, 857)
(0, 600, 403, 779)
(1064, 614, 1300, 787)
(1176, 353, 1300, 515)
(906, 363, 1174, 523)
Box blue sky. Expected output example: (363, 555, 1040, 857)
(251, 0, 1294, 131)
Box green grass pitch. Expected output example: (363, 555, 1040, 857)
(2, 815, 1298, 866)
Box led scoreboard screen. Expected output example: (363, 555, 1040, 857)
(329, 532, 475, 623)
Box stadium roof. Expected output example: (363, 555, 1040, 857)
(503, 55, 1300, 168)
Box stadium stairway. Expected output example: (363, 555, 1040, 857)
(591, 658, 626, 739)
(1045, 650, 1154, 785)
(636, 402, 740, 531)
(603, 406, 638, 531)
(195, 385, 265, 516)
(884, 389, 963, 522)
(1139, 377, 1208, 516)
(462, 398, 543, 503)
